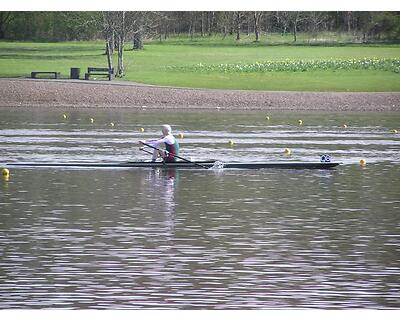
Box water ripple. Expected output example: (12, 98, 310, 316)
(0, 110, 399, 309)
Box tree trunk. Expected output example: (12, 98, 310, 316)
(201, 12, 204, 36)
(247, 14, 250, 36)
(189, 14, 195, 40)
(293, 15, 298, 42)
(346, 11, 352, 33)
(116, 12, 125, 78)
(208, 12, 214, 36)
(107, 37, 114, 55)
(106, 40, 113, 73)
(236, 12, 241, 40)
(164, 24, 168, 40)
(254, 12, 260, 42)
(133, 31, 143, 50)
(116, 36, 124, 77)
(0, 12, 13, 39)
(114, 33, 118, 50)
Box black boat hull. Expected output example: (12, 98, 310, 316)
(2, 161, 340, 169)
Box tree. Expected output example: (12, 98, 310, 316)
(253, 12, 263, 41)
(102, 12, 124, 77)
(246, 12, 251, 36)
(2, 11, 400, 45)
(291, 12, 305, 42)
(307, 12, 327, 37)
(0, 12, 14, 39)
(188, 11, 197, 40)
(235, 11, 244, 40)
(276, 11, 291, 35)
(219, 11, 232, 39)
(345, 11, 353, 33)
(200, 12, 205, 36)
(207, 11, 215, 36)
(103, 11, 165, 78)
(368, 12, 400, 40)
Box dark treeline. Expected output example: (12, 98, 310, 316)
(1, 11, 399, 43)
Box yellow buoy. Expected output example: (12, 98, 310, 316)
(228, 140, 235, 146)
(266, 116, 270, 120)
(110, 122, 115, 127)
(359, 159, 367, 167)
(390, 129, 398, 134)
(2, 168, 10, 177)
(298, 120, 303, 125)
(178, 133, 184, 139)
(284, 148, 291, 155)
(62, 114, 67, 119)
(139, 127, 145, 132)
(90, 118, 94, 123)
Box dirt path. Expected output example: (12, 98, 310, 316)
(0, 78, 399, 111)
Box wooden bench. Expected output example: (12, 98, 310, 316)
(85, 67, 114, 81)
(31, 71, 60, 79)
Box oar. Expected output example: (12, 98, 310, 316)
(140, 147, 167, 161)
(139, 141, 209, 169)
(139, 147, 155, 156)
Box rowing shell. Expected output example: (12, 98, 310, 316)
(2, 161, 340, 169)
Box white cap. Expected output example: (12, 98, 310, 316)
(162, 124, 172, 134)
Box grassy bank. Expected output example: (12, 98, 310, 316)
(0, 37, 399, 91)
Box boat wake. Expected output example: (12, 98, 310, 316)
(210, 160, 225, 170)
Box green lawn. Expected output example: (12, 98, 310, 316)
(0, 38, 399, 91)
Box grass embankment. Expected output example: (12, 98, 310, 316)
(0, 34, 399, 91)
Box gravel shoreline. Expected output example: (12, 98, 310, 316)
(1, 78, 399, 111)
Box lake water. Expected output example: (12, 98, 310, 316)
(0, 108, 399, 309)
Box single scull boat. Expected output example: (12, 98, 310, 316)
(2, 161, 340, 169)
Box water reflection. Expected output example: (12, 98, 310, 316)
(0, 109, 399, 309)
(1, 110, 399, 165)
(0, 165, 399, 309)
(140, 168, 178, 233)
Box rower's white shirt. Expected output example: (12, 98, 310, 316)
(147, 134, 176, 147)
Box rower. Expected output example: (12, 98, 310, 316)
(139, 124, 180, 162)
